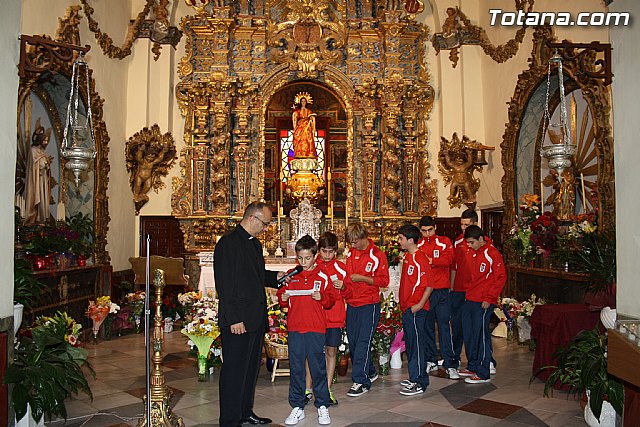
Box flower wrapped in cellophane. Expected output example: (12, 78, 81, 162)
(87, 296, 112, 342)
(181, 304, 220, 381)
(372, 293, 402, 375)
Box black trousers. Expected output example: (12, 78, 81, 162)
(219, 326, 264, 427)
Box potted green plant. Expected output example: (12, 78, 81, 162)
(13, 259, 44, 335)
(536, 327, 623, 426)
(3, 312, 94, 425)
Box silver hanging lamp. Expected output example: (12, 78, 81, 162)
(61, 52, 96, 186)
(540, 52, 576, 180)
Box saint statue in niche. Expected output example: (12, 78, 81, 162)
(25, 118, 55, 225)
(292, 92, 318, 159)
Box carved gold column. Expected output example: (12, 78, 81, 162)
(401, 110, 419, 215)
(137, 269, 184, 427)
(232, 81, 257, 216)
(380, 74, 404, 216)
(355, 78, 381, 217)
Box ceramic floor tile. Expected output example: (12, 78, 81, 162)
(458, 398, 522, 419)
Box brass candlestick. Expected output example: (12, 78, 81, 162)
(137, 269, 184, 427)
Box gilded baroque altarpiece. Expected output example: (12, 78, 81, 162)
(172, 0, 435, 251)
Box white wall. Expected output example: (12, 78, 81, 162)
(610, 0, 640, 318)
(0, 0, 21, 318)
(21, 0, 135, 271)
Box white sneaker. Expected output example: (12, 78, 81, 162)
(318, 405, 331, 425)
(400, 379, 413, 387)
(285, 407, 305, 425)
(490, 362, 497, 375)
(447, 367, 460, 379)
(426, 362, 438, 372)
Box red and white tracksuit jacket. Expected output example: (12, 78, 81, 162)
(452, 234, 493, 292)
(340, 239, 390, 307)
(316, 258, 347, 328)
(465, 243, 507, 306)
(277, 266, 337, 334)
(399, 250, 432, 312)
(417, 235, 454, 289)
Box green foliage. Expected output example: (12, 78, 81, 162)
(66, 213, 95, 257)
(535, 328, 623, 421)
(13, 259, 44, 309)
(3, 313, 94, 423)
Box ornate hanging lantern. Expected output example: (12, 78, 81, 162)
(540, 52, 576, 180)
(61, 53, 96, 186)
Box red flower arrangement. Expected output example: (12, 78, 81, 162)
(529, 211, 559, 257)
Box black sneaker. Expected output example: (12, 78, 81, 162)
(399, 383, 425, 396)
(369, 372, 379, 382)
(346, 383, 369, 397)
(303, 391, 313, 404)
(329, 393, 339, 406)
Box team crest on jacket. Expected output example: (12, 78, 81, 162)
(433, 249, 440, 258)
(480, 262, 487, 273)
(365, 262, 373, 273)
(407, 265, 414, 275)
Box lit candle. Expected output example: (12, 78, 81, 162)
(360, 200, 364, 222)
(327, 167, 332, 203)
(330, 201, 334, 230)
(279, 168, 284, 207)
(56, 201, 66, 222)
(277, 201, 281, 229)
(345, 202, 349, 228)
(580, 172, 587, 212)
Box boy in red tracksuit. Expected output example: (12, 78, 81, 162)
(449, 209, 479, 367)
(333, 223, 389, 397)
(277, 235, 337, 425)
(417, 216, 459, 379)
(458, 225, 507, 384)
(304, 232, 347, 406)
(397, 224, 433, 396)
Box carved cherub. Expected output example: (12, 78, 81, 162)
(125, 125, 177, 214)
(439, 133, 489, 208)
(444, 149, 475, 204)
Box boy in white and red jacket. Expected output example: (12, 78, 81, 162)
(417, 216, 459, 379)
(397, 224, 433, 396)
(277, 235, 337, 425)
(333, 223, 389, 397)
(304, 232, 347, 406)
(458, 225, 507, 384)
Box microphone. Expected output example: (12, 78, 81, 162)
(277, 265, 304, 287)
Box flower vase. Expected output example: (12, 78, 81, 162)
(197, 354, 208, 381)
(337, 355, 349, 376)
(134, 315, 142, 333)
(506, 325, 514, 341)
(390, 349, 403, 369)
(103, 314, 114, 340)
(378, 353, 391, 376)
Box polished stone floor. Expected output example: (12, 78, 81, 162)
(47, 330, 587, 427)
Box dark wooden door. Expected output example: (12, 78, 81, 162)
(140, 216, 185, 258)
(481, 207, 505, 252)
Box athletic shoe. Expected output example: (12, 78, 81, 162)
(426, 362, 438, 372)
(369, 372, 379, 382)
(464, 375, 491, 384)
(329, 390, 338, 406)
(318, 405, 331, 425)
(458, 368, 476, 377)
(446, 368, 460, 379)
(490, 362, 497, 375)
(303, 390, 313, 405)
(437, 359, 444, 366)
(347, 383, 369, 397)
(400, 379, 413, 387)
(399, 383, 425, 396)
(285, 407, 305, 425)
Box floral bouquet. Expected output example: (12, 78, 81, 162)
(87, 296, 112, 342)
(516, 294, 547, 344)
(380, 240, 403, 268)
(32, 311, 83, 348)
(182, 312, 221, 381)
(372, 293, 402, 375)
(125, 291, 146, 333)
(508, 194, 542, 264)
(530, 211, 559, 258)
(178, 290, 201, 322)
(266, 306, 288, 345)
(103, 300, 120, 340)
(492, 297, 521, 340)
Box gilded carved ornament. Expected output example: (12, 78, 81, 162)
(439, 133, 494, 209)
(126, 125, 177, 215)
(432, 1, 535, 68)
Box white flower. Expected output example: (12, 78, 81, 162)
(338, 344, 346, 352)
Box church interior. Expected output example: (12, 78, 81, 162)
(2, 0, 640, 426)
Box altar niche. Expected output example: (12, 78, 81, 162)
(263, 82, 347, 218)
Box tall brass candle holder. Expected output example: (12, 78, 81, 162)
(137, 269, 184, 427)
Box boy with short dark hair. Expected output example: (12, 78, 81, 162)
(277, 235, 337, 425)
(397, 224, 433, 396)
(304, 232, 347, 406)
(417, 216, 459, 379)
(458, 225, 506, 384)
(333, 223, 390, 397)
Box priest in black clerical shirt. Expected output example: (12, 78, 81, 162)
(215, 201, 285, 427)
